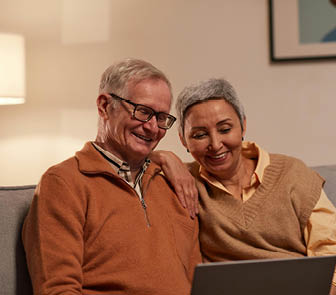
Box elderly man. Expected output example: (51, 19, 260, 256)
(22, 58, 201, 295)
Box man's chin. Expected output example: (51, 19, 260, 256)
(127, 137, 159, 159)
(128, 146, 153, 161)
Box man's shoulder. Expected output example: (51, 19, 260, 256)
(38, 156, 80, 189)
(42, 141, 105, 180)
(184, 161, 202, 180)
(145, 161, 162, 175)
(144, 163, 196, 218)
(44, 155, 78, 177)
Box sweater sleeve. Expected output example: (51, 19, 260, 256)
(22, 172, 86, 295)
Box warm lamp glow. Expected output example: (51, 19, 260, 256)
(0, 33, 25, 105)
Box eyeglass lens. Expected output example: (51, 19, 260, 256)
(134, 105, 174, 129)
(109, 93, 175, 129)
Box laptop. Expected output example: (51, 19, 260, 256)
(191, 255, 336, 295)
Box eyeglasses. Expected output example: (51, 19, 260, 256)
(109, 93, 176, 130)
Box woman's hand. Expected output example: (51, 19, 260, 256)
(150, 150, 199, 218)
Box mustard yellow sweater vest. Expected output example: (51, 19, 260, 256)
(189, 154, 324, 262)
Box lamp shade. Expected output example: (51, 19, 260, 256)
(0, 33, 25, 105)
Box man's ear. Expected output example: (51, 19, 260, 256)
(96, 94, 110, 120)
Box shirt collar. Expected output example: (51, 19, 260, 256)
(91, 142, 150, 185)
(242, 141, 270, 183)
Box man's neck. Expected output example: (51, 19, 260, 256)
(93, 141, 146, 181)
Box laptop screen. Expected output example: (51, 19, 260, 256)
(191, 255, 336, 295)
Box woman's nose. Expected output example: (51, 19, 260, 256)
(208, 134, 222, 151)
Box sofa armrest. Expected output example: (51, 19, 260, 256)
(312, 165, 336, 206)
(0, 185, 35, 295)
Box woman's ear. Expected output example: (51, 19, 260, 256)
(96, 94, 110, 120)
(179, 132, 188, 150)
(242, 117, 247, 138)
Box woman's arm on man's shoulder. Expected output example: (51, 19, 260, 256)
(150, 150, 199, 218)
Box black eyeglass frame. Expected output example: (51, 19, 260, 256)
(109, 93, 176, 130)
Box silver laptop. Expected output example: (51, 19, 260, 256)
(191, 255, 336, 295)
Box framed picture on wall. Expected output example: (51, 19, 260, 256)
(269, 0, 336, 62)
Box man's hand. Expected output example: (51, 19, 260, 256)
(150, 150, 199, 218)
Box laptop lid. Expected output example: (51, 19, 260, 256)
(191, 255, 336, 295)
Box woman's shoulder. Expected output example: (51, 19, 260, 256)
(268, 153, 321, 181)
(269, 153, 307, 168)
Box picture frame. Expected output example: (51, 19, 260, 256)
(269, 0, 336, 62)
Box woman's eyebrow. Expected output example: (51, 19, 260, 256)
(216, 118, 232, 127)
(190, 126, 207, 131)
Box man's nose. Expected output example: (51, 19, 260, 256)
(143, 115, 159, 132)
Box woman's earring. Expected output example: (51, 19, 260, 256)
(242, 137, 244, 141)
(187, 149, 190, 153)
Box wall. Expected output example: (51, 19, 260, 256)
(1, 0, 335, 185)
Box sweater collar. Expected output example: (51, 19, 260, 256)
(75, 141, 159, 178)
(75, 142, 116, 176)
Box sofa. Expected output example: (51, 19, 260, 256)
(1, 165, 335, 295)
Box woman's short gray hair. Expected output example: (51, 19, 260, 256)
(99, 58, 172, 98)
(175, 78, 246, 135)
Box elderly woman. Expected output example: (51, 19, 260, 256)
(152, 78, 336, 294)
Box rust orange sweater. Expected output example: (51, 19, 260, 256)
(22, 142, 201, 295)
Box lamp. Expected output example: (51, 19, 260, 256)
(0, 33, 25, 105)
